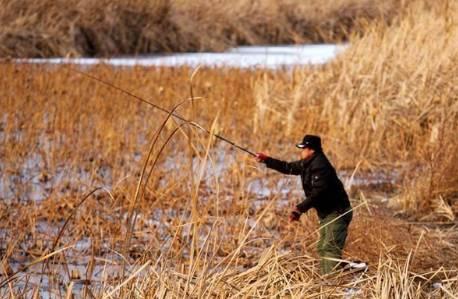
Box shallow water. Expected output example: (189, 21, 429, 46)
(0, 145, 397, 203)
(0, 147, 399, 298)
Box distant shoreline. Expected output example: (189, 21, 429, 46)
(0, 0, 397, 58)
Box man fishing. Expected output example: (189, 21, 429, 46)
(255, 135, 353, 274)
(71, 69, 365, 275)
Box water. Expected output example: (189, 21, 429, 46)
(19, 44, 347, 69)
(0, 144, 397, 202)
(1, 147, 398, 297)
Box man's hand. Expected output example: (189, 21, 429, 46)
(255, 152, 269, 163)
(289, 208, 301, 222)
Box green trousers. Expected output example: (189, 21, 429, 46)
(317, 210, 352, 274)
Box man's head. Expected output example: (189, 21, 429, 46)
(296, 135, 322, 160)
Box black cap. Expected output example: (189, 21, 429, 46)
(296, 135, 322, 151)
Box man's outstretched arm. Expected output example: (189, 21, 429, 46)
(256, 153, 304, 175)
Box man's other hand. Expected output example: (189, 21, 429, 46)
(289, 208, 301, 222)
(255, 152, 269, 163)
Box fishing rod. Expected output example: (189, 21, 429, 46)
(69, 67, 256, 157)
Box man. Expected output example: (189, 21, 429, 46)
(255, 134, 352, 274)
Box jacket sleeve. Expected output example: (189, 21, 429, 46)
(264, 157, 304, 175)
(296, 163, 333, 213)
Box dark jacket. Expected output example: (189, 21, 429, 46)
(264, 151, 351, 219)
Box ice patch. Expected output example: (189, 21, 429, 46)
(344, 287, 362, 298)
(432, 282, 442, 289)
(18, 44, 347, 69)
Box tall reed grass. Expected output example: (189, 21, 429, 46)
(0, 0, 457, 297)
(244, 0, 457, 219)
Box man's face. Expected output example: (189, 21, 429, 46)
(300, 147, 315, 160)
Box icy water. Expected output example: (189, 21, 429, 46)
(20, 44, 347, 69)
(1, 143, 398, 297)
